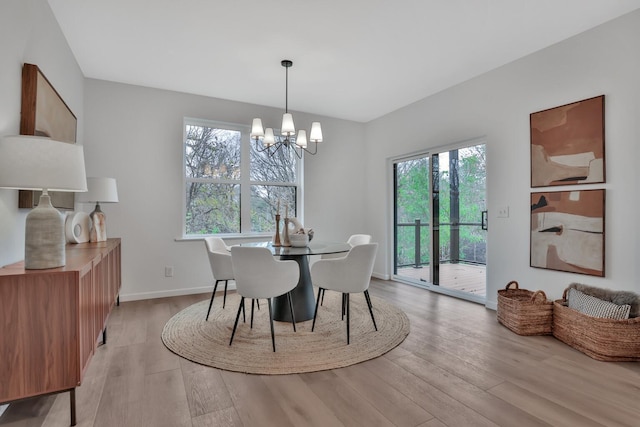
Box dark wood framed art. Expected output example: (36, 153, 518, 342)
(18, 63, 78, 209)
(530, 189, 605, 277)
(530, 95, 605, 188)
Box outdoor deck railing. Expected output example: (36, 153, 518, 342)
(396, 219, 486, 268)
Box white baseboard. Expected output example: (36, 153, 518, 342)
(121, 273, 395, 302)
(118, 282, 499, 313)
(372, 271, 390, 281)
(119, 284, 236, 302)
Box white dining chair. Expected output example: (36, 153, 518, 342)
(204, 237, 234, 320)
(321, 234, 372, 260)
(230, 246, 299, 352)
(319, 234, 372, 304)
(346, 234, 372, 246)
(311, 243, 378, 344)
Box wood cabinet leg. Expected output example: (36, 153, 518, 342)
(70, 388, 76, 426)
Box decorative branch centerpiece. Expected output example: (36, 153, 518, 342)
(273, 199, 313, 247)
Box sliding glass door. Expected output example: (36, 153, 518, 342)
(393, 142, 487, 303)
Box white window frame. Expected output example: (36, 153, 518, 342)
(182, 117, 303, 239)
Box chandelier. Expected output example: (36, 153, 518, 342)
(250, 60, 323, 158)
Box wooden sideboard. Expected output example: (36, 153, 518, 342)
(0, 238, 121, 425)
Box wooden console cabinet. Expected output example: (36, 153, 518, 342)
(0, 238, 121, 425)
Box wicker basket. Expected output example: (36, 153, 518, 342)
(497, 281, 553, 335)
(552, 290, 640, 361)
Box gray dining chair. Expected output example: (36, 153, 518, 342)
(230, 246, 299, 352)
(311, 243, 378, 344)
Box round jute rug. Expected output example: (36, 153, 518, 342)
(161, 290, 410, 374)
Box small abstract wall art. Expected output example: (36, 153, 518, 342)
(530, 189, 604, 277)
(530, 95, 605, 187)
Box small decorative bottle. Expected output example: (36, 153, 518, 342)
(273, 214, 282, 247)
(282, 218, 292, 247)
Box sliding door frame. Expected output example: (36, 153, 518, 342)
(388, 137, 487, 305)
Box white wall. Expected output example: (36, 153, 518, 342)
(3, 2, 639, 310)
(83, 80, 365, 300)
(0, 0, 84, 266)
(364, 10, 640, 308)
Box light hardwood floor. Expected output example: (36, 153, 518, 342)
(2, 279, 639, 427)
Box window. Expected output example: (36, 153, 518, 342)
(183, 118, 301, 236)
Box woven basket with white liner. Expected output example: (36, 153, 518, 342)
(497, 280, 553, 335)
(552, 287, 640, 361)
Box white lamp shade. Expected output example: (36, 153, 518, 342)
(76, 177, 119, 203)
(295, 130, 308, 148)
(281, 113, 295, 136)
(250, 118, 264, 139)
(0, 135, 87, 269)
(0, 135, 87, 192)
(309, 122, 323, 143)
(264, 128, 276, 147)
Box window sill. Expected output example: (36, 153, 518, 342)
(175, 233, 272, 243)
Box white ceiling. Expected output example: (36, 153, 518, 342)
(47, 0, 640, 123)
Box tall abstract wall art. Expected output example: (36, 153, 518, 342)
(530, 95, 605, 187)
(18, 63, 78, 209)
(530, 189, 604, 277)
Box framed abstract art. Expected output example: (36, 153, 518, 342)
(530, 189, 605, 277)
(18, 63, 78, 209)
(530, 95, 605, 187)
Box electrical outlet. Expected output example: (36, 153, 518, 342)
(497, 206, 509, 218)
(165, 266, 174, 277)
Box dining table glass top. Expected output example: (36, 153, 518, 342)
(240, 241, 351, 257)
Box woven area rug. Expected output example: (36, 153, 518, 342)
(162, 291, 410, 374)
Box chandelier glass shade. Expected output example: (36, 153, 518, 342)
(250, 60, 323, 158)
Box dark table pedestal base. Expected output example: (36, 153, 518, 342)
(273, 255, 315, 322)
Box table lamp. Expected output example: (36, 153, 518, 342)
(0, 135, 87, 269)
(76, 177, 119, 242)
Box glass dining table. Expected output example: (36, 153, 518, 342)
(240, 241, 351, 322)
